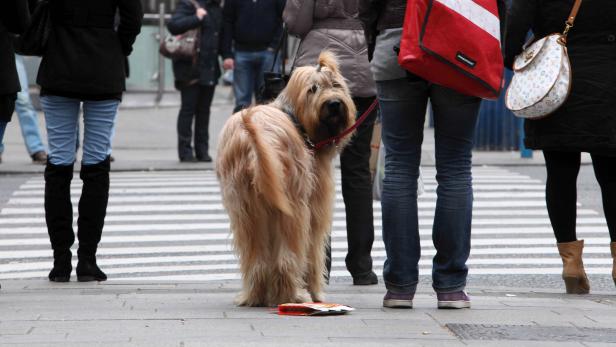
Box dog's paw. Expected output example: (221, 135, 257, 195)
(310, 292, 324, 303)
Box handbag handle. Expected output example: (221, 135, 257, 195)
(559, 0, 583, 44)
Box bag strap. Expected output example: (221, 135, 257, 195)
(559, 0, 583, 44)
(269, 26, 288, 73)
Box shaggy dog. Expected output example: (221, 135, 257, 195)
(216, 51, 356, 307)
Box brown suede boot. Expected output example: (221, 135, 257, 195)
(611, 242, 616, 287)
(557, 240, 590, 294)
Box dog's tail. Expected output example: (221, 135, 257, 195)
(241, 110, 293, 216)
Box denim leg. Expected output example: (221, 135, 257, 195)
(178, 85, 199, 160)
(81, 99, 119, 165)
(15, 55, 45, 155)
(41, 96, 81, 165)
(429, 85, 480, 293)
(378, 78, 429, 294)
(256, 50, 276, 93)
(0, 122, 7, 154)
(233, 51, 256, 112)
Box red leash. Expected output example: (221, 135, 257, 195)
(313, 98, 379, 150)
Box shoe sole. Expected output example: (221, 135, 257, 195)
(383, 299, 413, 308)
(49, 276, 70, 282)
(77, 276, 107, 282)
(437, 301, 471, 309)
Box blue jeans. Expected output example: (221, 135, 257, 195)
(41, 96, 119, 166)
(15, 54, 46, 156)
(377, 78, 480, 294)
(233, 50, 277, 112)
(0, 122, 7, 154)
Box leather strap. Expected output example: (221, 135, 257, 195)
(559, 0, 583, 44)
(566, 0, 583, 26)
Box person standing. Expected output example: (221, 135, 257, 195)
(505, 0, 616, 293)
(168, 0, 226, 163)
(39, 0, 142, 282)
(283, 0, 379, 285)
(14, 54, 48, 164)
(222, 0, 286, 113)
(359, 0, 506, 308)
(0, 0, 32, 164)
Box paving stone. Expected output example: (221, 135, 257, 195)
(446, 324, 616, 343)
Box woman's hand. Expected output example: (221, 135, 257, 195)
(196, 8, 207, 20)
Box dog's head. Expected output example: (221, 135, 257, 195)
(276, 51, 356, 149)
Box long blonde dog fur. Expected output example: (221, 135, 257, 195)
(216, 51, 356, 307)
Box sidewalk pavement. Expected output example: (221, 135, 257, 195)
(0, 280, 615, 346)
(0, 86, 589, 174)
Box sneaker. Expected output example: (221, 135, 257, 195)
(437, 291, 471, 309)
(31, 151, 47, 165)
(383, 291, 414, 308)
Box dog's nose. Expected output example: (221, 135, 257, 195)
(327, 100, 342, 115)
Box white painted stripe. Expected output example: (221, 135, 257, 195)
(0, 220, 609, 236)
(1, 200, 560, 215)
(7, 191, 551, 205)
(14, 187, 224, 195)
(0, 245, 234, 259)
(13, 184, 549, 196)
(435, 0, 501, 41)
(0, 209, 601, 225)
(1, 246, 614, 261)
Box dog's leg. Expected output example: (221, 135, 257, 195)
(306, 159, 336, 303)
(268, 212, 310, 306)
(228, 192, 273, 307)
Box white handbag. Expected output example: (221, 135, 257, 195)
(505, 0, 582, 119)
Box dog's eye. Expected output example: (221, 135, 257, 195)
(332, 82, 342, 88)
(308, 85, 318, 94)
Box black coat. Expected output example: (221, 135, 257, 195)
(505, 0, 616, 154)
(168, 0, 226, 89)
(36, 0, 142, 98)
(0, 0, 32, 122)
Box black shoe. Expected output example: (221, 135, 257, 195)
(76, 260, 107, 282)
(48, 267, 71, 282)
(352, 271, 378, 285)
(179, 157, 196, 163)
(48, 250, 72, 282)
(31, 151, 48, 165)
(197, 154, 212, 162)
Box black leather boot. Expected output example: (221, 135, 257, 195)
(44, 162, 75, 282)
(76, 157, 110, 282)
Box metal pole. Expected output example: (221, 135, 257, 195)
(155, 2, 166, 104)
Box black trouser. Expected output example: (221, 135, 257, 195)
(327, 97, 378, 277)
(177, 84, 216, 160)
(544, 150, 616, 243)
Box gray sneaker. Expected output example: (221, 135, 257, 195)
(437, 291, 471, 309)
(383, 291, 414, 308)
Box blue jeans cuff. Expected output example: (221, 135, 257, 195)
(385, 280, 417, 295)
(433, 282, 466, 294)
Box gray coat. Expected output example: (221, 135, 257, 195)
(283, 0, 376, 98)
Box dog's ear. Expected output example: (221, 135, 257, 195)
(317, 51, 340, 75)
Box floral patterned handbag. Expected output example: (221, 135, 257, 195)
(505, 0, 582, 119)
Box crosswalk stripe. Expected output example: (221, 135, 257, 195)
(0, 167, 611, 280)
